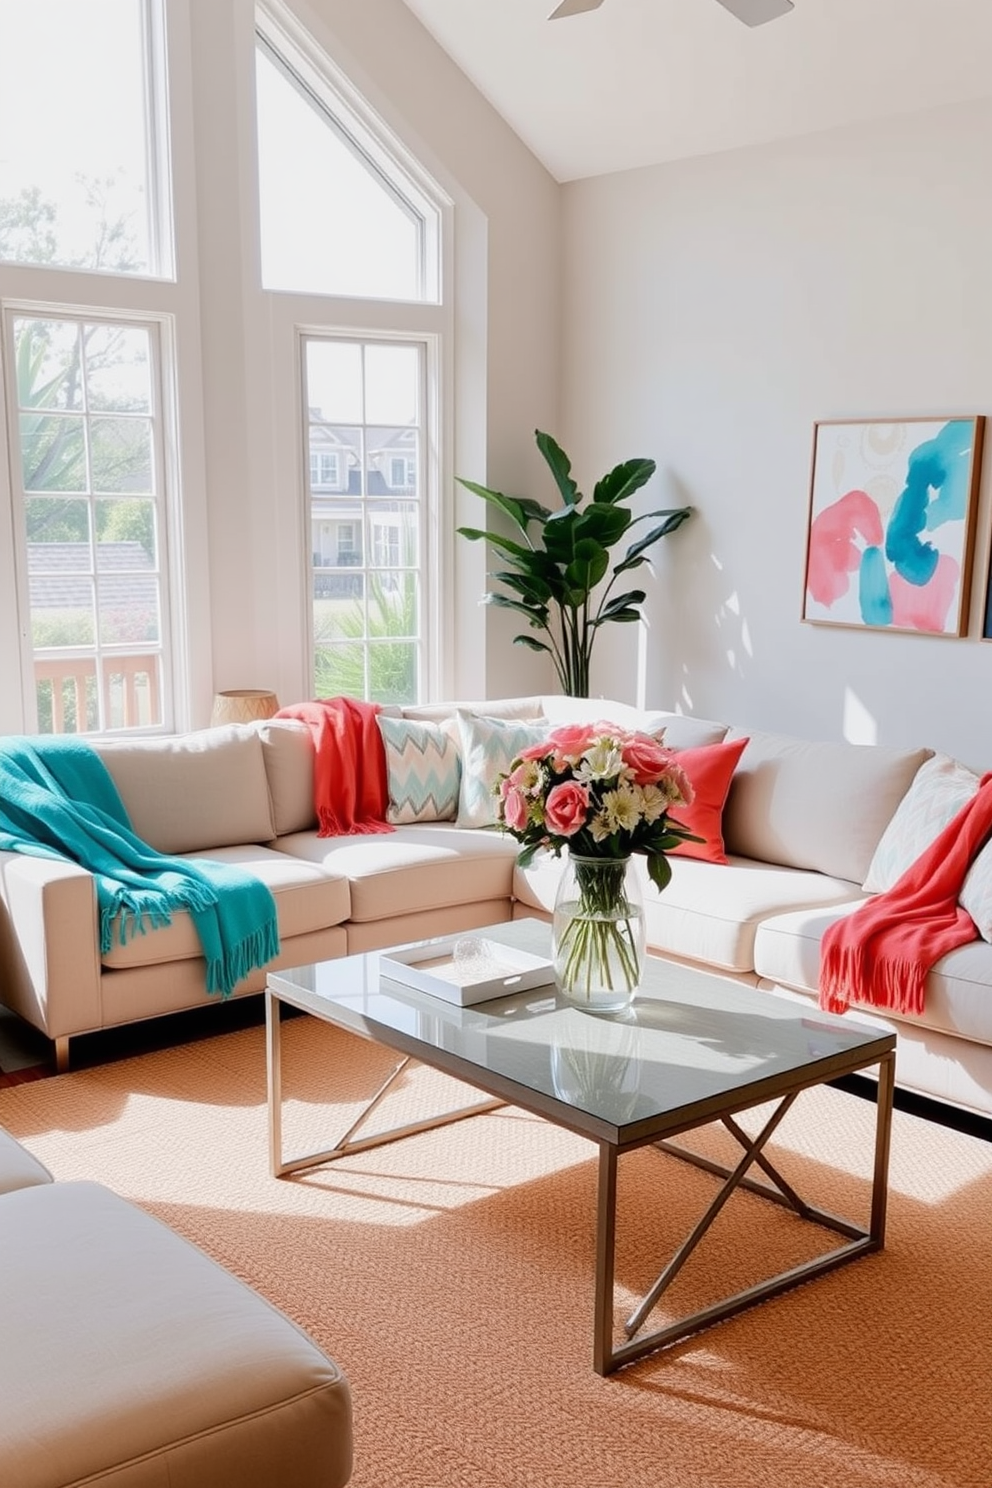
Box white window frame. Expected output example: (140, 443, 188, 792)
(3, 304, 176, 734)
(302, 330, 433, 703)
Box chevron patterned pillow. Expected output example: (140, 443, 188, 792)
(862, 752, 980, 893)
(378, 716, 462, 824)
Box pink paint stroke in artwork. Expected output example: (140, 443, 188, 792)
(807, 490, 884, 607)
(890, 553, 960, 633)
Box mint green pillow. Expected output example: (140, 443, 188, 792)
(378, 716, 461, 824)
(455, 712, 548, 829)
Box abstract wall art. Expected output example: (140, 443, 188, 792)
(802, 416, 985, 637)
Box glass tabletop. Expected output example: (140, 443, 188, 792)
(267, 918, 894, 1141)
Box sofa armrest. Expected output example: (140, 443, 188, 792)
(0, 851, 102, 1041)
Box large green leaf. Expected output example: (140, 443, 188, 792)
(573, 503, 631, 547)
(613, 508, 693, 573)
(565, 538, 609, 596)
(455, 478, 545, 537)
(646, 854, 673, 893)
(485, 592, 549, 626)
(513, 634, 554, 653)
(492, 569, 555, 603)
(457, 527, 539, 571)
(595, 590, 646, 621)
(592, 457, 656, 506)
(535, 430, 580, 508)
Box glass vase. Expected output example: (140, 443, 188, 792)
(551, 853, 646, 1013)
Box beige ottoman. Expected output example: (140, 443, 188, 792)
(0, 1178, 352, 1487)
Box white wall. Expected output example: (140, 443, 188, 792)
(561, 97, 992, 768)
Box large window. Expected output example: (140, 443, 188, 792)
(0, 0, 181, 737)
(305, 336, 426, 706)
(7, 312, 168, 732)
(0, 1, 455, 736)
(254, 12, 439, 303)
(257, 3, 448, 708)
(0, 0, 171, 278)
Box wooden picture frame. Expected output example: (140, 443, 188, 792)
(801, 415, 985, 637)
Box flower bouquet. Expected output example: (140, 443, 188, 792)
(495, 723, 701, 1010)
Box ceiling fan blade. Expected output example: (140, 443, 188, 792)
(548, 0, 605, 19)
(714, 0, 794, 25)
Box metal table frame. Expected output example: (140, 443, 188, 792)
(266, 982, 896, 1376)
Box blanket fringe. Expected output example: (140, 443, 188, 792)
(205, 919, 281, 1000)
(820, 945, 926, 1018)
(317, 806, 394, 837)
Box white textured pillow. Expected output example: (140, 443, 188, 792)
(378, 716, 461, 824)
(961, 844, 992, 942)
(456, 712, 548, 828)
(863, 753, 980, 893)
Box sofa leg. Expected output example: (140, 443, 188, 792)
(54, 1036, 70, 1074)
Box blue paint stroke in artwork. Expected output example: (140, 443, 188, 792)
(859, 545, 892, 625)
(885, 419, 974, 587)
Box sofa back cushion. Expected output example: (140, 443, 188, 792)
(540, 695, 729, 749)
(400, 696, 545, 725)
(721, 729, 932, 883)
(257, 720, 316, 837)
(95, 726, 275, 854)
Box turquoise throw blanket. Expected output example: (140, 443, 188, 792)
(0, 736, 280, 997)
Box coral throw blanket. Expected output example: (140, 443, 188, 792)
(276, 697, 394, 837)
(820, 772, 992, 1017)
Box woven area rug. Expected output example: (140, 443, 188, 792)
(0, 1017, 989, 1488)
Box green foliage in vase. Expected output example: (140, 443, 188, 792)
(457, 429, 692, 697)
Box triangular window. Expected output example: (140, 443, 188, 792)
(255, 8, 441, 303)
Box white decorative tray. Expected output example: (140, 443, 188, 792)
(379, 935, 556, 1007)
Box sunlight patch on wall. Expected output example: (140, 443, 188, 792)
(843, 686, 878, 745)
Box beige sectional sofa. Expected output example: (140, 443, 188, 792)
(0, 1125, 353, 1487)
(1, 694, 991, 1120)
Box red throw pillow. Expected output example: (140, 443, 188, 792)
(667, 736, 750, 864)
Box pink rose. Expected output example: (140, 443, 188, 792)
(517, 741, 551, 762)
(661, 761, 694, 808)
(622, 732, 675, 786)
(547, 723, 598, 768)
(544, 780, 590, 836)
(501, 785, 530, 832)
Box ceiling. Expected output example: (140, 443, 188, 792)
(400, 0, 992, 182)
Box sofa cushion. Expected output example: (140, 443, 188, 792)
(455, 712, 549, 828)
(960, 841, 992, 944)
(0, 1127, 53, 1195)
(667, 736, 749, 863)
(378, 715, 461, 824)
(95, 726, 275, 855)
(721, 730, 932, 884)
(0, 1180, 352, 1488)
(513, 851, 864, 974)
(541, 696, 729, 749)
(273, 823, 519, 922)
(257, 720, 316, 836)
(400, 696, 544, 725)
(100, 845, 349, 970)
(863, 752, 980, 892)
(753, 901, 992, 1048)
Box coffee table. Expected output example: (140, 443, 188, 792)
(266, 918, 895, 1375)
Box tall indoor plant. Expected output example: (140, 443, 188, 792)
(456, 430, 692, 697)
